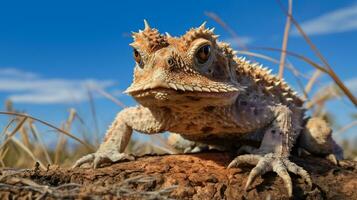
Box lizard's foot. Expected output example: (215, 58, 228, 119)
(228, 153, 312, 197)
(184, 145, 208, 153)
(168, 133, 226, 153)
(72, 147, 134, 169)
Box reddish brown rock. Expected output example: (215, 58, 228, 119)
(0, 153, 356, 200)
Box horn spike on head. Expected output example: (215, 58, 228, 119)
(131, 31, 138, 38)
(132, 19, 169, 52)
(165, 32, 172, 38)
(199, 21, 207, 29)
(181, 22, 218, 48)
(144, 19, 151, 30)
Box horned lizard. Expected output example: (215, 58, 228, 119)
(73, 21, 342, 197)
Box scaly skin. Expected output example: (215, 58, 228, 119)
(73, 21, 342, 197)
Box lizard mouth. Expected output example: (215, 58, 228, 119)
(128, 87, 239, 98)
(124, 81, 242, 98)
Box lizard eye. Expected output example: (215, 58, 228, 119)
(196, 44, 211, 64)
(133, 48, 142, 66)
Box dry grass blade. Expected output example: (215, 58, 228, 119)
(10, 137, 46, 170)
(305, 83, 346, 110)
(204, 11, 249, 51)
(19, 123, 31, 148)
(87, 89, 100, 144)
(276, 0, 357, 106)
(72, 112, 91, 143)
(55, 128, 66, 164)
(0, 118, 16, 139)
(237, 50, 310, 99)
(237, 50, 304, 75)
(0, 147, 9, 167)
(0, 176, 81, 198)
(92, 86, 127, 108)
(0, 119, 16, 167)
(278, 0, 292, 79)
(249, 46, 328, 72)
(305, 70, 322, 94)
(0, 116, 28, 151)
(28, 120, 53, 165)
(55, 109, 76, 164)
(335, 120, 357, 135)
(239, 50, 309, 78)
(249, 45, 356, 103)
(65, 109, 76, 131)
(0, 111, 94, 151)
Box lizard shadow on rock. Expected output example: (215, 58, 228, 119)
(291, 155, 337, 175)
(183, 151, 236, 166)
(254, 172, 277, 192)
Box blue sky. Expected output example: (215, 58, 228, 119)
(0, 0, 356, 145)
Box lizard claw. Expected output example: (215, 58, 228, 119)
(72, 153, 96, 168)
(228, 153, 312, 197)
(184, 145, 207, 153)
(72, 147, 134, 169)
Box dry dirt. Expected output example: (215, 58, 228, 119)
(0, 152, 356, 200)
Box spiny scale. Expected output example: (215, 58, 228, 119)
(181, 22, 219, 48)
(235, 57, 304, 106)
(131, 20, 168, 52)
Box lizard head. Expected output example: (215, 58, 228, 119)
(125, 20, 244, 108)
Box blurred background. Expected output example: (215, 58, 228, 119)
(0, 0, 356, 168)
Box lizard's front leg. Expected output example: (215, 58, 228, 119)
(73, 106, 169, 168)
(228, 105, 312, 197)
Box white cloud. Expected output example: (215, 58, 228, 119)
(224, 36, 254, 48)
(0, 68, 38, 79)
(0, 68, 116, 104)
(291, 4, 357, 36)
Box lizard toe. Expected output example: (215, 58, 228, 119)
(273, 159, 293, 197)
(244, 154, 273, 191)
(227, 154, 261, 168)
(72, 150, 135, 169)
(283, 159, 312, 190)
(72, 154, 95, 169)
(93, 152, 135, 168)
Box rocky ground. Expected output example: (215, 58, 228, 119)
(0, 152, 356, 200)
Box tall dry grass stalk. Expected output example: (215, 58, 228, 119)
(305, 70, 322, 95)
(204, 11, 249, 51)
(54, 109, 76, 164)
(87, 89, 100, 145)
(91, 86, 126, 108)
(28, 120, 53, 165)
(278, 0, 292, 79)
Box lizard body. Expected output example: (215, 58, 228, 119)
(73, 21, 342, 197)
